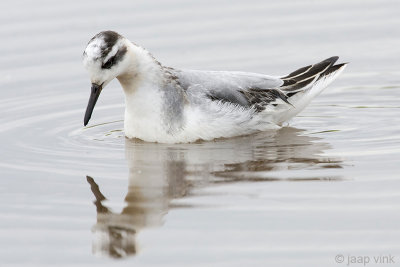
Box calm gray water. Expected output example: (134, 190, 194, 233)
(1, 0, 400, 266)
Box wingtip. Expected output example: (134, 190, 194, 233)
(323, 56, 339, 66)
(337, 63, 348, 71)
(328, 56, 339, 61)
(321, 62, 348, 76)
(335, 62, 349, 68)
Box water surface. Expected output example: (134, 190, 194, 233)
(1, 0, 400, 266)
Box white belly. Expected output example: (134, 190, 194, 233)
(124, 99, 280, 143)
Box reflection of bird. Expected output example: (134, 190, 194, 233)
(86, 142, 189, 258)
(86, 176, 137, 258)
(86, 127, 342, 258)
(82, 31, 347, 143)
(209, 127, 343, 182)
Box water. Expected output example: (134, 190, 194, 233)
(1, 0, 400, 266)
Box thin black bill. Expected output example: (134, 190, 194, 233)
(84, 83, 103, 126)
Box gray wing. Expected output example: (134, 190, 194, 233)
(171, 69, 287, 109)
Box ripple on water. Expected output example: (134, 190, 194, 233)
(1, 83, 399, 182)
(0, 91, 127, 176)
(1, 0, 400, 264)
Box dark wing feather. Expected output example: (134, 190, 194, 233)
(280, 56, 339, 94)
(206, 89, 250, 107)
(238, 88, 292, 112)
(206, 87, 291, 112)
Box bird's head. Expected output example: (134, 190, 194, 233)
(82, 31, 130, 126)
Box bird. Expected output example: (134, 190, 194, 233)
(82, 31, 347, 144)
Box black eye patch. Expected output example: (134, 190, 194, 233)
(101, 46, 127, 70)
(102, 56, 115, 69)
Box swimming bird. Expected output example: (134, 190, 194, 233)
(83, 31, 347, 143)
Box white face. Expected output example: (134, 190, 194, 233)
(82, 31, 129, 126)
(82, 31, 128, 87)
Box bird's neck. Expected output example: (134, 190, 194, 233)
(117, 44, 164, 93)
(116, 44, 187, 142)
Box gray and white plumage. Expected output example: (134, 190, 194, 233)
(82, 31, 347, 143)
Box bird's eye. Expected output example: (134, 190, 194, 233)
(102, 56, 115, 69)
